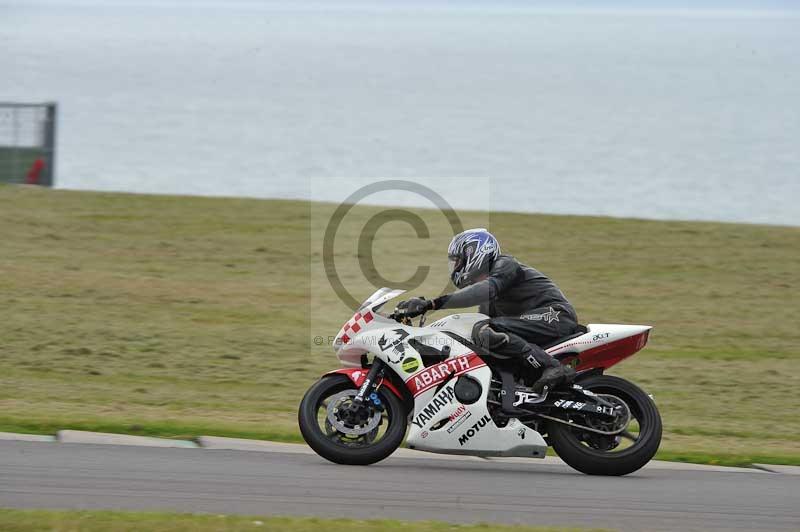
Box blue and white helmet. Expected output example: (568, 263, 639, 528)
(447, 228, 500, 288)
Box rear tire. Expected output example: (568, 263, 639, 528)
(298, 375, 407, 465)
(548, 375, 662, 476)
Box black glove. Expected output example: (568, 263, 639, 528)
(396, 297, 434, 318)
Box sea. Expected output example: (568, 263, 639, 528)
(2, 0, 799, 225)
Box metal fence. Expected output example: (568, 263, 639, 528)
(0, 102, 57, 186)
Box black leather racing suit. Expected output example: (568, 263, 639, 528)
(432, 254, 580, 371)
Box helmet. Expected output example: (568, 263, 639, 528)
(447, 228, 500, 288)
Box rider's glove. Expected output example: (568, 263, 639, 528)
(397, 297, 434, 318)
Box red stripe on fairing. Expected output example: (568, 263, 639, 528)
(548, 338, 594, 353)
(325, 368, 403, 399)
(561, 331, 650, 371)
(405, 353, 486, 397)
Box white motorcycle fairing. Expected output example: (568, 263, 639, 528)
(334, 289, 548, 458)
(405, 365, 548, 457)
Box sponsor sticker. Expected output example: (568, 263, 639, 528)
(378, 328, 410, 363)
(411, 385, 456, 428)
(402, 358, 420, 374)
(520, 306, 560, 324)
(513, 391, 540, 407)
(457, 414, 492, 446)
(406, 354, 485, 397)
(555, 399, 587, 410)
(446, 405, 472, 434)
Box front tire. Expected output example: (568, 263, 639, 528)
(298, 374, 407, 465)
(548, 375, 662, 476)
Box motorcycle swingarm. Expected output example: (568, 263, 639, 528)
(507, 386, 619, 420)
(496, 369, 615, 415)
(533, 395, 618, 419)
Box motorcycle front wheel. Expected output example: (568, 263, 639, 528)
(298, 374, 407, 465)
(548, 375, 662, 476)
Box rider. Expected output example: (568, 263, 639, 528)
(399, 228, 579, 392)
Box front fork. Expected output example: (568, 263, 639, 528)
(352, 358, 385, 405)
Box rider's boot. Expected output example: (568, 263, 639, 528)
(534, 363, 576, 393)
(522, 344, 576, 393)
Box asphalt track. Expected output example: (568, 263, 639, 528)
(1, 440, 798, 531)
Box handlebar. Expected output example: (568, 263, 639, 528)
(388, 308, 429, 326)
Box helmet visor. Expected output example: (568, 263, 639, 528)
(448, 256, 462, 275)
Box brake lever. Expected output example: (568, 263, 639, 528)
(389, 308, 421, 326)
(388, 310, 407, 323)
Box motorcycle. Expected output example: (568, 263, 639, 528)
(299, 287, 662, 475)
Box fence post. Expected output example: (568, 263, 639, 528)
(43, 103, 57, 187)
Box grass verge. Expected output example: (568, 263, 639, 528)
(0, 509, 607, 532)
(0, 185, 798, 465)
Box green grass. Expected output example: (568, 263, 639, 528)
(654, 450, 800, 468)
(0, 185, 798, 465)
(0, 509, 607, 532)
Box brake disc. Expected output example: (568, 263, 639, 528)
(326, 390, 382, 436)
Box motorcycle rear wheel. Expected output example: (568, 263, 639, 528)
(548, 375, 662, 476)
(298, 374, 407, 465)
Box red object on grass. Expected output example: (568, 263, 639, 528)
(25, 158, 46, 184)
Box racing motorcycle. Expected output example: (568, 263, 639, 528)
(299, 288, 662, 476)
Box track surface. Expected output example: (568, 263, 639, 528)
(1, 441, 798, 531)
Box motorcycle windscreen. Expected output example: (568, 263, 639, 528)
(358, 287, 406, 313)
